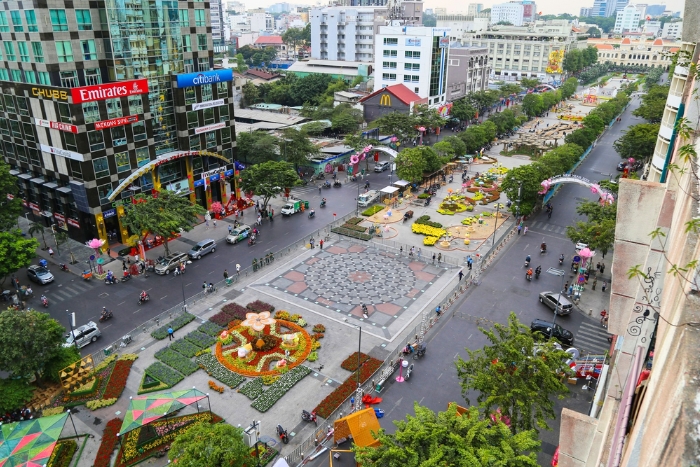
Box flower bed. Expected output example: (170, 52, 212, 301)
(151, 312, 196, 340)
(57, 361, 114, 408)
(69, 377, 98, 397)
(424, 236, 439, 246)
(47, 439, 77, 467)
(314, 356, 382, 418)
(412, 223, 447, 238)
(340, 352, 374, 371)
(198, 321, 224, 337)
(331, 226, 372, 241)
(184, 331, 217, 349)
(209, 310, 234, 328)
(196, 353, 246, 388)
(94, 418, 121, 467)
(361, 205, 384, 216)
(221, 302, 250, 320)
(154, 348, 199, 376)
(414, 215, 443, 228)
(246, 300, 275, 313)
(209, 380, 224, 393)
(102, 359, 135, 399)
(170, 339, 201, 358)
(239, 377, 264, 400)
(143, 362, 184, 388)
(251, 366, 311, 412)
(346, 217, 364, 225)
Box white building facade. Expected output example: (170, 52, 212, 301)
(374, 26, 451, 105)
(436, 14, 489, 39)
(661, 21, 682, 39)
(491, 2, 525, 26)
(310, 6, 387, 62)
(614, 4, 642, 33)
(468, 3, 484, 15)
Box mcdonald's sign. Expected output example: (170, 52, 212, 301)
(379, 94, 391, 106)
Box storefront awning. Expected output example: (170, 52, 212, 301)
(9, 169, 19, 175)
(44, 182, 58, 189)
(56, 186, 73, 194)
(393, 180, 409, 187)
(17, 173, 32, 180)
(30, 177, 45, 184)
(380, 186, 399, 194)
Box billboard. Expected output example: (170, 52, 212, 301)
(439, 37, 450, 48)
(176, 69, 233, 88)
(523, 4, 534, 21)
(71, 79, 148, 104)
(94, 115, 139, 130)
(405, 38, 422, 47)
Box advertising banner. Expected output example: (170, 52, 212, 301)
(34, 118, 78, 133)
(94, 115, 139, 130)
(405, 38, 422, 47)
(194, 122, 226, 134)
(71, 79, 149, 104)
(439, 37, 450, 48)
(176, 69, 233, 88)
(40, 144, 85, 162)
(192, 99, 226, 111)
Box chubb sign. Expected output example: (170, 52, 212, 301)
(177, 69, 233, 88)
(71, 79, 149, 104)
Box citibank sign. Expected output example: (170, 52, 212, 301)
(177, 69, 233, 88)
(71, 79, 149, 104)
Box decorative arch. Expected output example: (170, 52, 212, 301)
(107, 150, 231, 202)
(539, 174, 615, 205)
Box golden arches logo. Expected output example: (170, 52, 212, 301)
(379, 94, 391, 106)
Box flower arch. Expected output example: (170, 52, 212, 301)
(539, 175, 615, 205)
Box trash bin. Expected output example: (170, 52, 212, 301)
(39, 259, 48, 268)
(303, 200, 309, 209)
(103, 346, 112, 356)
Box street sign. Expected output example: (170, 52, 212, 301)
(546, 268, 565, 276)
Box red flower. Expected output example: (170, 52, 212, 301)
(95, 418, 122, 467)
(103, 360, 134, 400)
(314, 355, 382, 418)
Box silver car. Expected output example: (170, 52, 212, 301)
(538, 291, 573, 315)
(64, 321, 101, 349)
(154, 252, 189, 275)
(188, 239, 217, 259)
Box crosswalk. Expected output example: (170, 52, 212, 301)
(291, 180, 366, 197)
(44, 281, 96, 303)
(574, 320, 612, 356)
(528, 221, 568, 236)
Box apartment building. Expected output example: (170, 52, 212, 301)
(590, 37, 678, 68)
(468, 3, 484, 15)
(0, 1, 237, 243)
(580, 7, 593, 17)
(445, 45, 490, 100)
(462, 21, 582, 80)
(490, 2, 526, 26)
(661, 21, 682, 39)
(436, 14, 489, 39)
(374, 26, 451, 105)
(310, 6, 387, 62)
(614, 4, 642, 33)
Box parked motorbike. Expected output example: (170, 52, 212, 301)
(413, 342, 426, 360)
(277, 425, 289, 444)
(301, 410, 318, 425)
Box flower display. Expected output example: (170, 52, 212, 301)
(539, 178, 553, 194)
(423, 236, 439, 246)
(250, 366, 312, 412)
(95, 418, 121, 467)
(239, 377, 265, 400)
(155, 348, 199, 375)
(350, 154, 360, 164)
(197, 353, 245, 388)
(246, 300, 275, 313)
(102, 359, 134, 399)
(411, 223, 447, 238)
(242, 311, 276, 332)
(313, 355, 382, 418)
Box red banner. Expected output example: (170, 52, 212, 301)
(94, 115, 139, 130)
(71, 79, 148, 104)
(67, 218, 80, 228)
(28, 202, 40, 211)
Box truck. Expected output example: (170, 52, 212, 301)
(357, 190, 380, 207)
(281, 199, 308, 215)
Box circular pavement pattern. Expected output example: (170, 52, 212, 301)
(304, 251, 416, 304)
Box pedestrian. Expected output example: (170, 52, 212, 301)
(600, 263, 605, 274)
(409, 246, 414, 257)
(319, 185, 322, 194)
(467, 256, 473, 270)
(458, 270, 464, 281)
(400, 246, 403, 256)
(417, 248, 422, 260)
(269, 211, 273, 221)
(592, 277, 597, 290)
(319, 239, 324, 250)
(596, 262, 600, 271)
(236, 263, 240, 275)
(228, 224, 233, 235)
(123, 261, 128, 272)
(568, 284, 574, 296)
(523, 226, 528, 235)
(432, 253, 436, 264)
(271, 208, 274, 216)
(563, 281, 569, 293)
(48, 247, 54, 258)
(212, 219, 217, 228)
(602, 281, 607, 292)
(167, 326, 174, 340)
(435, 305, 442, 316)
(310, 237, 314, 249)
(437, 253, 442, 264)
(202, 281, 207, 292)
(223, 269, 229, 280)
(107, 247, 111, 257)
(205, 219, 209, 229)
(517, 224, 522, 235)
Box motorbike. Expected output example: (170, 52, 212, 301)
(535, 267, 541, 279)
(248, 236, 256, 246)
(105, 275, 119, 285)
(99, 310, 114, 322)
(540, 244, 547, 254)
(320, 199, 326, 207)
(559, 255, 565, 266)
(308, 210, 315, 219)
(333, 180, 342, 188)
(323, 181, 331, 189)
(301, 410, 318, 425)
(59, 263, 69, 272)
(277, 425, 289, 444)
(361, 303, 369, 319)
(121, 272, 132, 282)
(413, 342, 426, 360)
(315, 172, 325, 180)
(41, 296, 49, 308)
(138, 293, 150, 305)
(526, 271, 533, 281)
(524, 256, 531, 268)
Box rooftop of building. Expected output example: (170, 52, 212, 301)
(378, 25, 451, 36)
(286, 60, 369, 76)
(254, 35, 284, 45)
(234, 108, 307, 126)
(244, 69, 281, 80)
(359, 83, 424, 106)
(587, 37, 680, 45)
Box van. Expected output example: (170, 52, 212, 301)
(188, 239, 217, 259)
(154, 252, 189, 275)
(374, 161, 390, 172)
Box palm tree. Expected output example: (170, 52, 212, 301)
(28, 223, 48, 249)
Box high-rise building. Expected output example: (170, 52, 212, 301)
(468, 3, 484, 15)
(591, 0, 608, 17)
(2, 1, 237, 242)
(212, 0, 226, 50)
(491, 2, 526, 26)
(580, 7, 593, 16)
(374, 26, 451, 105)
(436, 14, 489, 38)
(614, 4, 642, 33)
(661, 21, 682, 39)
(310, 6, 388, 62)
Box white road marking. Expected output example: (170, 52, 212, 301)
(160, 295, 168, 300)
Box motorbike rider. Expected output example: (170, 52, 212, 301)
(525, 254, 531, 265)
(321, 198, 327, 207)
(535, 265, 542, 277)
(526, 268, 534, 279)
(40, 294, 48, 306)
(540, 242, 547, 252)
(308, 209, 315, 218)
(559, 253, 565, 264)
(106, 270, 115, 284)
(140, 290, 149, 302)
(101, 307, 110, 319)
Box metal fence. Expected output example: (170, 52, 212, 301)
(284, 219, 517, 466)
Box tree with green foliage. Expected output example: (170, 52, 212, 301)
(42, 346, 81, 383)
(169, 423, 250, 467)
(28, 223, 48, 250)
(442, 135, 466, 157)
(419, 146, 442, 173)
(234, 54, 247, 73)
(0, 231, 38, 285)
(632, 85, 669, 123)
(394, 148, 427, 182)
(370, 112, 417, 142)
(353, 402, 540, 467)
(613, 123, 660, 161)
(422, 12, 436, 26)
(239, 161, 301, 212)
(455, 312, 572, 433)
(280, 128, 320, 167)
(585, 15, 617, 33)
(282, 27, 306, 57)
(466, 90, 500, 113)
(331, 108, 362, 134)
(236, 131, 280, 165)
(559, 78, 579, 99)
(451, 98, 477, 122)
(0, 162, 22, 232)
(521, 93, 545, 117)
(241, 82, 259, 107)
(565, 127, 598, 149)
(583, 114, 605, 134)
(566, 200, 617, 257)
(497, 83, 522, 96)
(520, 77, 540, 89)
(0, 309, 66, 382)
(120, 191, 206, 256)
(588, 27, 602, 38)
(0, 378, 34, 413)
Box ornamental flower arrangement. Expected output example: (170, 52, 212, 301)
(94, 418, 121, 467)
(411, 223, 447, 238)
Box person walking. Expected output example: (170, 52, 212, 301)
(223, 269, 229, 280)
(602, 281, 607, 292)
(592, 277, 597, 290)
(319, 239, 324, 250)
(309, 237, 314, 249)
(167, 326, 174, 340)
(600, 263, 606, 274)
(467, 256, 473, 270)
(236, 263, 240, 275)
(458, 270, 464, 281)
(48, 247, 54, 258)
(417, 248, 422, 260)
(212, 219, 217, 228)
(517, 224, 522, 235)
(400, 246, 403, 256)
(432, 253, 436, 264)
(437, 253, 442, 264)
(563, 282, 569, 294)
(228, 224, 233, 235)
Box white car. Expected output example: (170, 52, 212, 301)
(64, 321, 102, 349)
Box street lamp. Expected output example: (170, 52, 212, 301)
(491, 202, 500, 246)
(548, 269, 566, 341)
(67, 311, 77, 348)
(515, 181, 523, 223)
(355, 324, 362, 412)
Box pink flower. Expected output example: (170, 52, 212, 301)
(242, 312, 275, 332)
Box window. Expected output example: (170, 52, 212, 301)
(201, 84, 213, 102)
(132, 121, 147, 141)
(221, 127, 231, 144)
(17, 42, 29, 62)
(178, 10, 189, 26)
(217, 81, 227, 96)
(85, 68, 101, 85)
(382, 73, 396, 81)
(111, 126, 126, 146)
(383, 50, 397, 57)
(182, 35, 191, 52)
(403, 75, 420, 83)
(31, 42, 43, 62)
(88, 130, 105, 151)
(97, 183, 112, 204)
(28, 147, 40, 166)
(219, 106, 229, 121)
(136, 147, 150, 167)
(10, 69, 23, 82)
(10, 11, 22, 32)
(6, 143, 18, 160)
(187, 111, 198, 129)
(55, 41, 73, 62)
(69, 159, 82, 179)
(93, 158, 110, 179)
(25, 11, 37, 32)
(60, 71, 78, 87)
(50, 10, 68, 31)
(58, 102, 71, 123)
(10, 120, 21, 138)
(206, 131, 216, 148)
(75, 10, 92, 30)
(197, 34, 207, 51)
(4, 42, 15, 61)
(24, 70, 36, 84)
(82, 102, 100, 124)
(115, 152, 131, 173)
(16, 97, 28, 116)
(383, 38, 398, 46)
(198, 58, 209, 71)
(184, 59, 194, 73)
(81, 40, 96, 60)
(22, 123, 35, 142)
(189, 135, 201, 150)
(0, 119, 8, 136)
(38, 72, 50, 85)
(404, 63, 420, 71)
(195, 10, 206, 26)
(405, 51, 421, 59)
(129, 95, 143, 114)
(106, 98, 121, 119)
(204, 107, 215, 124)
(0, 12, 8, 32)
(382, 61, 396, 69)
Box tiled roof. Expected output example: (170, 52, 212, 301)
(595, 44, 615, 50)
(254, 36, 284, 45)
(245, 69, 280, 80)
(359, 84, 423, 106)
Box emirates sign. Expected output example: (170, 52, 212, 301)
(71, 79, 149, 104)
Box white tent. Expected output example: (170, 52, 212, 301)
(380, 186, 399, 194)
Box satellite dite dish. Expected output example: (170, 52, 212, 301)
(272, 459, 290, 467)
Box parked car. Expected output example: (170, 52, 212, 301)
(226, 225, 252, 244)
(538, 291, 574, 315)
(530, 319, 574, 347)
(374, 161, 390, 172)
(27, 265, 54, 284)
(64, 321, 101, 349)
(154, 252, 189, 275)
(188, 239, 217, 259)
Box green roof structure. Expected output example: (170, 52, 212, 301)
(0, 412, 69, 467)
(119, 388, 209, 436)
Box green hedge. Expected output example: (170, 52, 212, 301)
(346, 217, 364, 225)
(196, 353, 246, 389)
(170, 339, 201, 358)
(184, 331, 217, 349)
(151, 312, 196, 340)
(340, 223, 367, 233)
(154, 348, 199, 376)
(198, 321, 224, 337)
(414, 215, 443, 228)
(239, 377, 265, 400)
(331, 227, 372, 241)
(361, 205, 384, 216)
(144, 362, 184, 387)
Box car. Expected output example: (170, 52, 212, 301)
(226, 225, 252, 244)
(64, 321, 101, 349)
(188, 239, 217, 259)
(154, 252, 189, 275)
(539, 291, 574, 315)
(374, 161, 390, 172)
(530, 319, 574, 347)
(27, 265, 54, 284)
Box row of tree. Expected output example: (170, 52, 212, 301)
(563, 46, 599, 75)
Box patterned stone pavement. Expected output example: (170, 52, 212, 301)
(249, 240, 455, 340)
